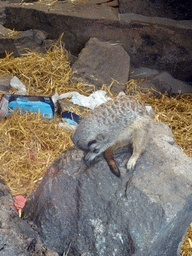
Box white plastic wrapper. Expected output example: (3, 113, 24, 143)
(52, 90, 112, 110)
(145, 105, 155, 119)
(10, 76, 27, 95)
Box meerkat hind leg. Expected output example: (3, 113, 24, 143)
(127, 122, 148, 171)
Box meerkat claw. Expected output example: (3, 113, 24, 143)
(84, 152, 96, 165)
(127, 158, 137, 171)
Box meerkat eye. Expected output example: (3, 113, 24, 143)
(88, 140, 97, 148)
(93, 148, 99, 153)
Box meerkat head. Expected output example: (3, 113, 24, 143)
(71, 129, 108, 165)
(71, 129, 106, 153)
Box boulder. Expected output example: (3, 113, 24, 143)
(71, 37, 130, 92)
(0, 178, 59, 255)
(138, 71, 192, 95)
(0, 179, 36, 255)
(130, 67, 160, 79)
(22, 121, 192, 256)
(0, 29, 48, 57)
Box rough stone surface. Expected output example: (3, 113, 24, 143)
(0, 74, 12, 92)
(138, 71, 192, 95)
(71, 37, 130, 92)
(0, 29, 48, 57)
(22, 121, 192, 256)
(130, 67, 160, 79)
(118, 0, 192, 20)
(0, 178, 60, 255)
(0, 23, 7, 36)
(118, 12, 192, 29)
(0, 2, 191, 83)
(0, 179, 35, 255)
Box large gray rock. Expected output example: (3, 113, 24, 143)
(22, 121, 192, 256)
(138, 71, 192, 95)
(130, 67, 160, 79)
(0, 28, 48, 57)
(0, 178, 59, 255)
(0, 179, 41, 255)
(14, 29, 48, 54)
(71, 37, 130, 92)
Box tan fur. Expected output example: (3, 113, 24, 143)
(71, 95, 152, 177)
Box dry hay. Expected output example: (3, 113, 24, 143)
(0, 110, 73, 196)
(0, 36, 191, 255)
(180, 223, 192, 256)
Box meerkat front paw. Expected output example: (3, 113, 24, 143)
(127, 157, 137, 171)
(84, 152, 97, 165)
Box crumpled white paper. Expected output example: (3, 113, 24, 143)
(145, 105, 155, 119)
(52, 90, 113, 110)
(10, 76, 27, 95)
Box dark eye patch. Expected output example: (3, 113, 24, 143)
(93, 148, 99, 153)
(88, 140, 97, 148)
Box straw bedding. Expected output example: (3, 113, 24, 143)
(0, 37, 191, 255)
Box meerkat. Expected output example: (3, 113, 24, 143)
(71, 95, 153, 177)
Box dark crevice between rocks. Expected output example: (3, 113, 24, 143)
(96, 0, 119, 8)
(0, 244, 6, 251)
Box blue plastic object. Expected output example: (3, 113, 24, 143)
(5, 94, 55, 119)
(62, 111, 82, 125)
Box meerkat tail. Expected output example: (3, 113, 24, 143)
(104, 146, 121, 178)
